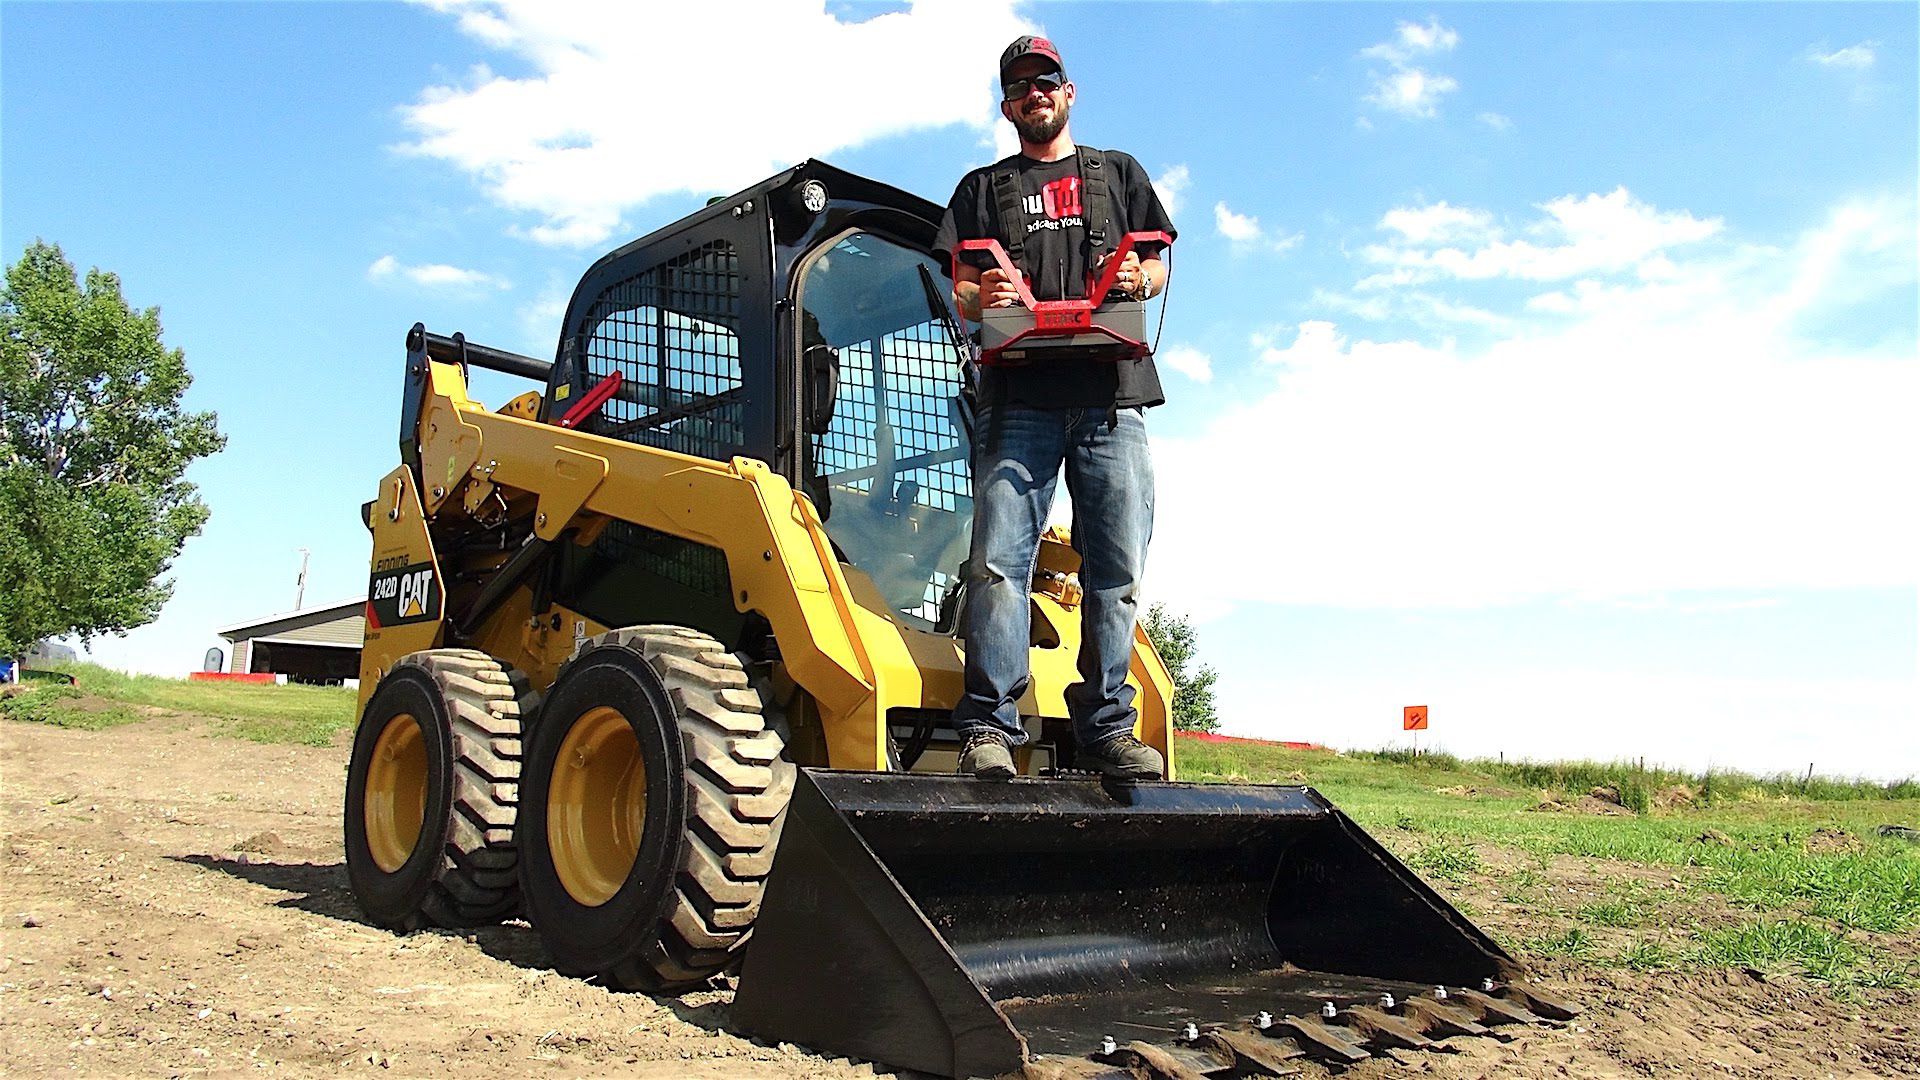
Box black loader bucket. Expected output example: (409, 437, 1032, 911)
(731, 770, 1575, 1079)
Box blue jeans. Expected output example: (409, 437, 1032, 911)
(953, 403, 1154, 749)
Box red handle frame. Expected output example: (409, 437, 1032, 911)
(958, 229, 1172, 312)
(956, 231, 1173, 364)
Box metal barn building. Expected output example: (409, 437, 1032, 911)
(217, 598, 365, 684)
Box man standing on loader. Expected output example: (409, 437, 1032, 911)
(937, 36, 1177, 780)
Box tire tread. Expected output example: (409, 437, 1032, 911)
(561, 626, 793, 992)
(388, 649, 535, 930)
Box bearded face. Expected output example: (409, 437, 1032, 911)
(1011, 90, 1069, 144)
(1002, 65, 1072, 145)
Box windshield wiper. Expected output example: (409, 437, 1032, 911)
(917, 263, 973, 364)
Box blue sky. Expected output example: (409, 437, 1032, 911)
(5, 2, 1914, 778)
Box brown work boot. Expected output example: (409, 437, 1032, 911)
(957, 729, 1015, 779)
(1078, 734, 1164, 780)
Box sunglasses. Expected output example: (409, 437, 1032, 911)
(1001, 73, 1065, 101)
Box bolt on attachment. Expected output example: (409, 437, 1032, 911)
(1434, 985, 1450, 1000)
(1482, 977, 1497, 992)
(1180, 1022, 1199, 1041)
(1378, 993, 1396, 1009)
(1255, 1010, 1273, 1030)
(1321, 1001, 1338, 1019)
(1099, 1036, 1116, 1056)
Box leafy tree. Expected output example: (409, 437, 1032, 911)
(1141, 602, 1220, 733)
(0, 241, 224, 661)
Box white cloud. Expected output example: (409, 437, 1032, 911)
(1259, 320, 1346, 369)
(1213, 201, 1301, 253)
(400, 1, 1032, 248)
(1153, 164, 1191, 217)
(1158, 343, 1212, 383)
(1479, 111, 1512, 131)
(1149, 193, 1919, 617)
(367, 254, 510, 290)
(1810, 41, 1877, 69)
(990, 116, 1023, 162)
(1379, 201, 1496, 245)
(516, 282, 571, 352)
(1365, 68, 1459, 119)
(1361, 17, 1461, 119)
(1360, 17, 1459, 64)
(1214, 201, 1262, 243)
(1360, 187, 1722, 286)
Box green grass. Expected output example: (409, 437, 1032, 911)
(1692, 919, 1858, 980)
(23, 662, 357, 746)
(1616, 940, 1679, 970)
(1520, 926, 1600, 962)
(1174, 734, 1920, 990)
(0, 682, 140, 730)
(1405, 837, 1481, 882)
(1348, 746, 1919, 804)
(1576, 896, 1651, 928)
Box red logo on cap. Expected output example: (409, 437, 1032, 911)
(1031, 37, 1053, 52)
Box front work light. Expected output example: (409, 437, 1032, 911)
(799, 179, 829, 215)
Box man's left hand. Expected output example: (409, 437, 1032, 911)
(1097, 250, 1144, 298)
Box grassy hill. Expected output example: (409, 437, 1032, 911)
(1, 662, 354, 745)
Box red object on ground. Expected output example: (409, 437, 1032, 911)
(189, 672, 277, 684)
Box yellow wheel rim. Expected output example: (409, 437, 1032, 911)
(548, 705, 647, 907)
(365, 713, 428, 873)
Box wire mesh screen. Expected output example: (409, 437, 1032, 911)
(557, 240, 746, 630)
(803, 233, 972, 627)
(578, 240, 744, 461)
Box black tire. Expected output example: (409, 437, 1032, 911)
(517, 625, 793, 992)
(344, 649, 529, 931)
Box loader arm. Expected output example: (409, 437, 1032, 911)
(369, 355, 893, 769)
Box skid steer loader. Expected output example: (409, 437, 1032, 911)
(343, 161, 1572, 1078)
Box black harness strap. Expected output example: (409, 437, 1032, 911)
(991, 165, 1028, 267)
(1077, 145, 1113, 257)
(988, 147, 1119, 291)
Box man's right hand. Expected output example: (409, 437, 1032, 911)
(979, 267, 1021, 309)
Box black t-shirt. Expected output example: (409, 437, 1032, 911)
(935, 148, 1177, 409)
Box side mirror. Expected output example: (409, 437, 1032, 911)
(804, 342, 839, 435)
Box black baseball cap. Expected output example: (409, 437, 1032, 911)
(1000, 35, 1065, 82)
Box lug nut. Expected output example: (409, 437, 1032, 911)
(1378, 993, 1396, 1009)
(1255, 1010, 1273, 1030)
(1321, 1001, 1338, 1019)
(1180, 1022, 1198, 1041)
(1099, 1036, 1116, 1056)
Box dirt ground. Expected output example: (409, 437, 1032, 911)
(3, 716, 1915, 1079)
